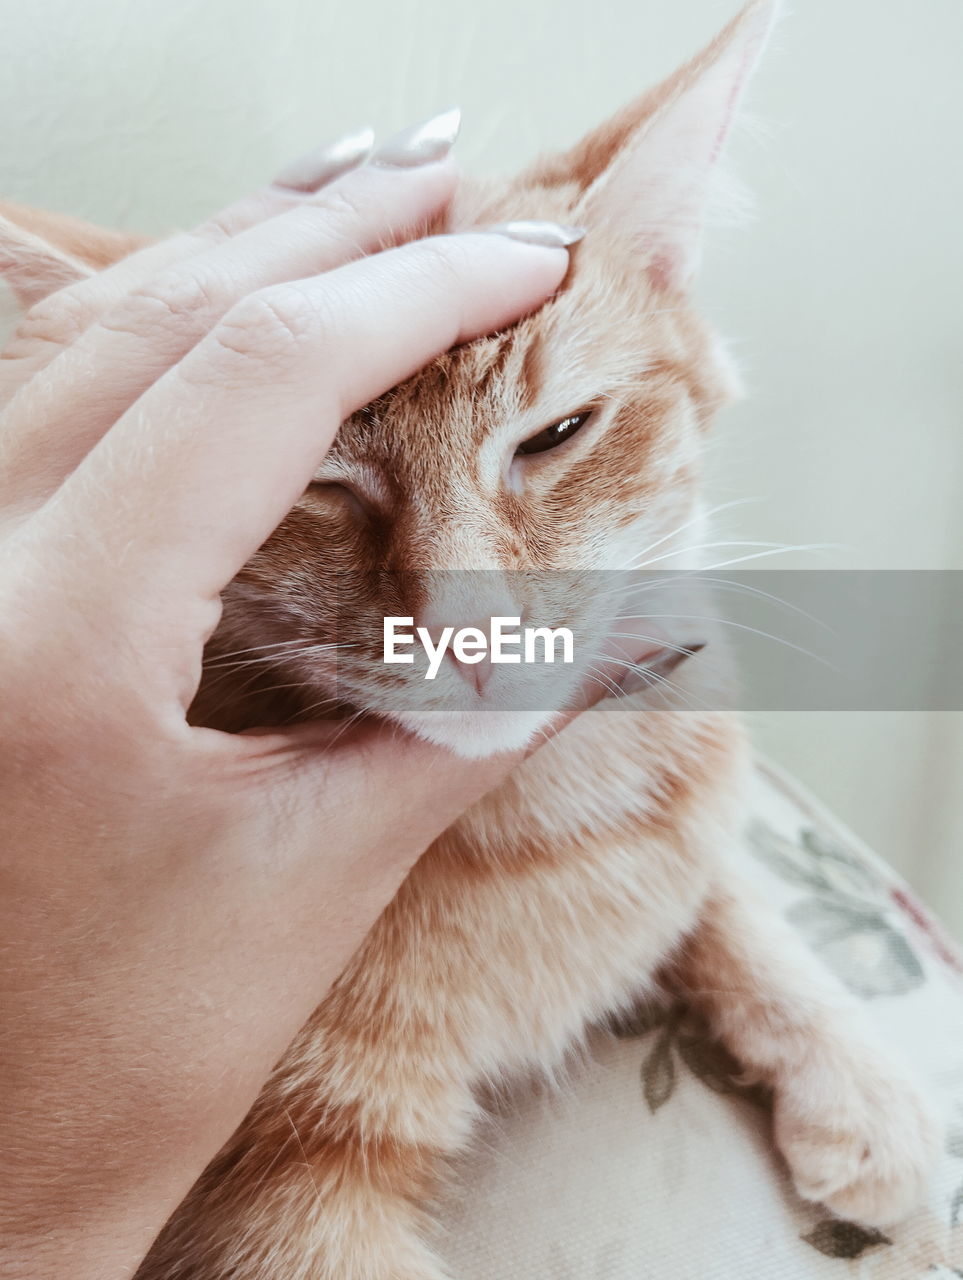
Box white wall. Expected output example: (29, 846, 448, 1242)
(2, 0, 961, 933)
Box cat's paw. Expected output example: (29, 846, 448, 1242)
(774, 1062, 942, 1227)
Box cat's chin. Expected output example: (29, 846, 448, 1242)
(396, 709, 550, 760)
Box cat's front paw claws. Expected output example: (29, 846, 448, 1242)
(775, 1069, 942, 1227)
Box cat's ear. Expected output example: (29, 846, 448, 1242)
(0, 201, 149, 307)
(530, 0, 777, 290)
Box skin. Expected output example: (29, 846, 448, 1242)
(0, 148, 574, 1280)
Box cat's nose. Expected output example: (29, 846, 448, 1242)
(446, 639, 496, 696)
(419, 618, 498, 696)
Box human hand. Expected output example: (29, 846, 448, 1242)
(0, 117, 575, 1279)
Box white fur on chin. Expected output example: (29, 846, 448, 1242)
(399, 708, 549, 759)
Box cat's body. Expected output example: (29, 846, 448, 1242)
(137, 708, 935, 1280)
(1, 3, 942, 1276)
(141, 709, 748, 1279)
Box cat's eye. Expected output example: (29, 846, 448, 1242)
(310, 480, 367, 520)
(516, 411, 592, 457)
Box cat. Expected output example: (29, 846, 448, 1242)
(0, 3, 942, 1277)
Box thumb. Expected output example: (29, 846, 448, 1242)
(236, 677, 615, 866)
(266, 716, 527, 864)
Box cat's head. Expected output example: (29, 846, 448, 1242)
(1, 1, 775, 757)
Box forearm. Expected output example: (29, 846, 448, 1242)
(0, 1190, 169, 1280)
(0, 1078, 225, 1280)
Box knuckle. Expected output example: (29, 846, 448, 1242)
(282, 192, 366, 260)
(311, 182, 368, 229)
(410, 236, 470, 298)
(190, 214, 234, 246)
(102, 268, 223, 341)
(200, 190, 287, 241)
(210, 285, 324, 366)
(14, 286, 92, 351)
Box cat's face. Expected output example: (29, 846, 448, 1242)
(210, 202, 734, 756)
(201, 0, 776, 756)
(1, 0, 773, 757)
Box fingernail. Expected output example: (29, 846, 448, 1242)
(273, 126, 375, 192)
(487, 221, 587, 249)
(372, 107, 461, 168)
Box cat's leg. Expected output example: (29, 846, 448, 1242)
(675, 883, 942, 1226)
(136, 1087, 467, 1280)
(139, 814, 708, 1280)
(141, 706, 740, 1280)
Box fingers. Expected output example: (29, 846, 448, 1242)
(0, 129, 377, 393)
(33, 230, 571, 698)
(0, 156, 457, 513)
(0, 195, 284, 393)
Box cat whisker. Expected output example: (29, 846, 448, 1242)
(582, 670, 643, 710)
(584, 662, 626, 702)
(286, 693, 346, 724)
(605, 631, 703, 659)
(597, 541, 839, 607)
(234, 680, 329, 701)
(694, 543, 840, 572)
(525, 720, 571, 771)
(583, 650, 686, 711)
(635, 665, 704, 710)
(202, 641, 356, 673)
(584, 652, 707, 711)
(197, 645, 356, 703)
(197, 647, 342, 705)
(594, 570, 829, 632)
(601, 661, 680, 712)
(599, 572, 835, 643)
(611, 611, 831, 667)
(612, 497, 762, 572)
(300, 704, 368, 749)
(668, 573, 832, 630)
(622, 538, 823, 573)
(201, 636, 340, 662)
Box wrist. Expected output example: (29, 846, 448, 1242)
(0, 1196, 161, 1280)
(0, 1090, 217, 1280)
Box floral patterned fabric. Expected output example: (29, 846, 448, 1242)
(438, 760, 963, 1279)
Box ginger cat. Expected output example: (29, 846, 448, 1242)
(1, 4, 941, 1277)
